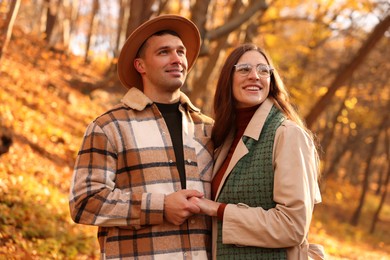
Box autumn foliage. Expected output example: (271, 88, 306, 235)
(1, 5, 390, 260)
(0, 28, 102, 259)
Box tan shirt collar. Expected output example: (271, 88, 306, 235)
(121, 87, 200, 112)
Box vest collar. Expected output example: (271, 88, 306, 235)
(243, 98, 274, 141)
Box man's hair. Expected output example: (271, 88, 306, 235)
(136, 30, 180, 58)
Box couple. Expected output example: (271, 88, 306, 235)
(69, 15, 324, 260)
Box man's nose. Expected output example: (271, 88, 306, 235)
(171, 52, 183, 64)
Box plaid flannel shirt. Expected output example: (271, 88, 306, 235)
(69, 87, 214, 259)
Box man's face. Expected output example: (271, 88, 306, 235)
(134, 34, 188, 95)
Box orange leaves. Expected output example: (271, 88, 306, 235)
(0, 26, 105, 259)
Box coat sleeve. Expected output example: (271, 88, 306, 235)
(68, 122, 165, 229)
(222, 121, 321, 248)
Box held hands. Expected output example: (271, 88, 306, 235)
(188, 197, 220, 217)
(164, 190, 204, 225)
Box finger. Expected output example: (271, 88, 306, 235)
(181, 189, 204, 198)
(188, 197, 200, 204)
(187, 201, 201, 214)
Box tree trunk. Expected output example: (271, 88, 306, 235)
(324, 131, 358, 179)
(370, 128, 390, 233)
(84, 0, 99, 63)
(0, 0, 21, 60)
(115, 0, 127, 56)
(350, 110, 389, 226)
(125, 0, 155, 38)
(61, 0, 77, 51)
(66, 0, 80, 54)
(191, 0, 211, 49)
(305, 14, 390, 129)
(0, 117, 13, 156)
(321, 85, 352, 162)
(375, 163, 386, 196)
(188, 0, 243, 107)
(45, 0, 63, 43)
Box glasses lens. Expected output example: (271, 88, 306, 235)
(235, 64, 252, 74)
(235, 64, 273, 78)
(256, 65, 272, 77)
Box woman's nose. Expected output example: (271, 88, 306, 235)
(248, 67, 260, 79)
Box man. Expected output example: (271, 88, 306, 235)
(69, 15, 214, 259)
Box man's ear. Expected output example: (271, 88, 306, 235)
(134, 58, 145, 73)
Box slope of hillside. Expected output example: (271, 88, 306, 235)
(0, 28, 109, 259)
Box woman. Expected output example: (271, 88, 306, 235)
(190, 44, 324, 259)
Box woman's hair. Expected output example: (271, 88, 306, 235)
(212, 43, 311, 148)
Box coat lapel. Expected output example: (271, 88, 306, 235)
(213, 98, 275, 200)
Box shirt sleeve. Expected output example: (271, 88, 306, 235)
(68, 122, 165, 229)
(221, 121, 321, 248)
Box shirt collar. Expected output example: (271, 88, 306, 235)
(121, 87, 200, 112)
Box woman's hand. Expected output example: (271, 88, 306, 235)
(189, 197, 220, 217)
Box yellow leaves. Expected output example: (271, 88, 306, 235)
(264, 34, 279, 50)
(318, 86, 328, 95)
(336, 191, 343, 201)
(345, 97, 358, 109)
(295, 44, 311, 55)
(266, 5, 279, 20)
(0, 26, 107, 259)
(309, 178, 390, 259)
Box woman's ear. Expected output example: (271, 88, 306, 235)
(134, 58, 145, 73)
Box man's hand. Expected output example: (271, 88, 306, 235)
(164, 190, 204, 225)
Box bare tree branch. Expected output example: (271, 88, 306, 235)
(305, 13, 390, 129)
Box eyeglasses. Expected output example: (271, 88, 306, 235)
(234, 63, 274, 78)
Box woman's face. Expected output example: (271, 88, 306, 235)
(232, 50, 271, 109)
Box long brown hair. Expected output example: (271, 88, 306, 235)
(212, 43, 311, 148)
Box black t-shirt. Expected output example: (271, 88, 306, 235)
(155, 102, 186, 189)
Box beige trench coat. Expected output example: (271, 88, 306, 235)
(211, 99, 325, 259)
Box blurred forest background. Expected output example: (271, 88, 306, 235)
(0, 0, 389, 259)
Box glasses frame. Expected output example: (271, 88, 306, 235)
(234, 63, 274, 78)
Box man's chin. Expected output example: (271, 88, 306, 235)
(169, 79, 185, 89)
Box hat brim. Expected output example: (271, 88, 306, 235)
(117, 15, 201, 90)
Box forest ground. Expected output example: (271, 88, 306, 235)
(0, 28, 389, 259)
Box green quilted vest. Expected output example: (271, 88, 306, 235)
(216, 105, 287, 259)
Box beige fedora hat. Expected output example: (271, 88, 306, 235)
(117, 14, 201, 90)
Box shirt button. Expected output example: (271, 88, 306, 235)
(183, 252, 188, 256)
(190, 219, 195, 224)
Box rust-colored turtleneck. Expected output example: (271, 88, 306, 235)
(212, 104, 260, 220)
